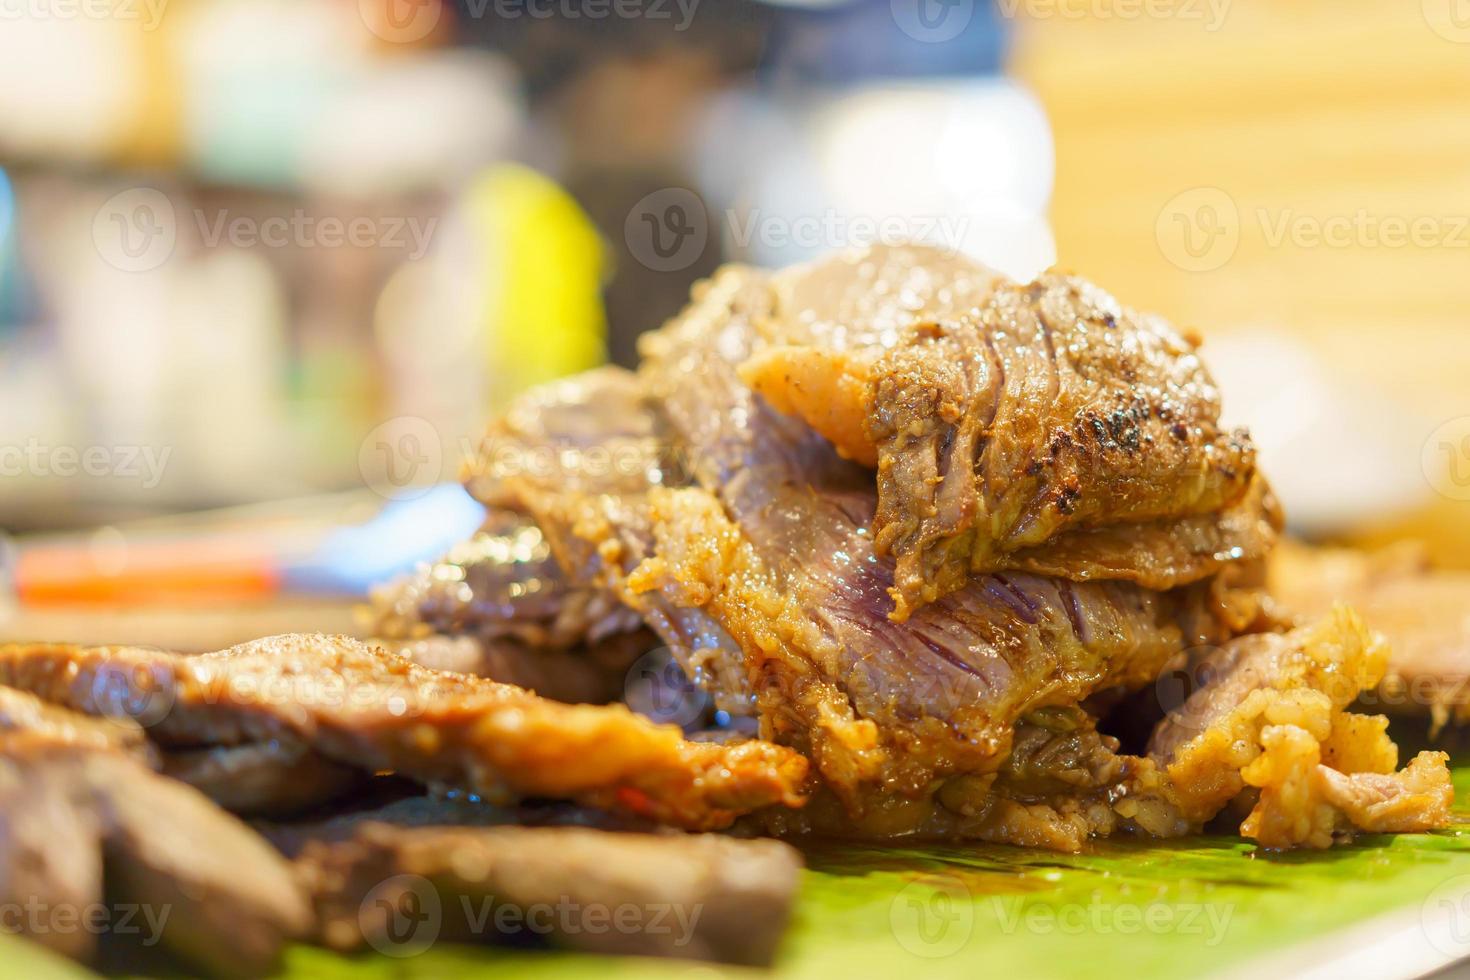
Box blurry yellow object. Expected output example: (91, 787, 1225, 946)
(468, 164, 607, 408)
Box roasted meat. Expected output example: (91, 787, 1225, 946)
(0, 635, 806, 830)
(0, 733, 311, 975)
(368, 509, 644, 651)
(457, 246, 1450, 850)
(0, 684, 155, 761)
(375, 632, 648, 706)
(0, 684, 350, 817)
(740, 246, 1274, 620)
(160, 740, 365, 818)
(634, 264, 1250, 806)
(476, 347, 1205, 816)
(298, 823, 801, 965)
(462, 275, 1278, 845)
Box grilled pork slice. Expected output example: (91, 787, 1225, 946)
(298, 823, 801, 965)
(462, 367, 757, 720)
(1148, 606, 1452, 848)
(160, 741, 364, 818)
(0, 684, 155, 761)
(0, 734, 311, 975)
(0, 737, 106, 964)
(0, 635, 806, 830)
(0, 684, 350, 817)
(1267, 539, 1470, 729)
(366, 505, 655, 706)
(368, 509, 644, 651)
(375, 631, 649, 706)
(738, 246, 1272, 619)
(463, 365, 673, 508)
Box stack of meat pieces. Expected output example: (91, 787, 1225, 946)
(0, 243, 1454, 973)
(434, 243, 1447, 850)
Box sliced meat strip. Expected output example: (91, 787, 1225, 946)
(367, 508, 643, 650)
(160, 740, 365, 818)
(467, 367, 758, 719)
(463, 365, 672, 508)
(1000, 473, 1280, 591)
(0, 635, 806, 831)
(99, 746, 314, 976)
(740, 243, 1005, 466)
(297, 823, 801, 965)
(0, 734, 311, 976)
(375, 631, 650, 707)
(259, 791, 663, 859)
(0, 684, 154, 763)
(0, 662, 360, 817)
(738, 245, 1270, 619)
(0, 739, 105, 963)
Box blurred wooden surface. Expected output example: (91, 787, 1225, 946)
(1012, 2, 1470, 563)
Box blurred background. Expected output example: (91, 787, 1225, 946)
(1, 0, 1468, 645)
